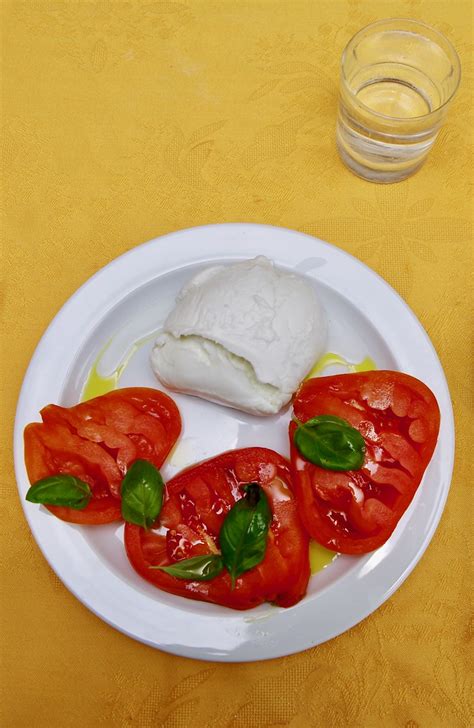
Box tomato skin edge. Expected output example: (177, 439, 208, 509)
(46, 499, 123, 525)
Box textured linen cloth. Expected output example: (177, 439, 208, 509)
(1, 1, 472, 726)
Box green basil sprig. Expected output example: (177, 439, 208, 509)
(121, 460, 164, 528)
(294, 415, 365, 471)
(26, 475, 92, 509)
(220, 482, 271, 588)
(155, 483, 272, 587)
(152, 554, 224, 581)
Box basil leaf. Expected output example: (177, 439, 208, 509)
(121, 460, 164, 529)
(152, 554, 224, 581)
(219, 483, 272, 588)
(294, 415, 365, 471)
(26, 475, 92, 510)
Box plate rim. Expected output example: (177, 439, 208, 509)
(13, 222, 455, 662)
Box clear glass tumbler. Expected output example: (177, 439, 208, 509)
(337, 18, 461, 183)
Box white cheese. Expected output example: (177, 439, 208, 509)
(151, 256, 327, 415)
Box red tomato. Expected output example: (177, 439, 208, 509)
(290, 371, 440, 554)
(24, 388, 181, 525)
(125, 448, 310, 610)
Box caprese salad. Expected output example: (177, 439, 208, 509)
(22, 258, 441, 610)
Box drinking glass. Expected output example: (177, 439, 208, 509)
(337, 18, 461, 183)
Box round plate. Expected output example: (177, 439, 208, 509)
(14, 223, 454, 662)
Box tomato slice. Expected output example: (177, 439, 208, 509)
(124, 448, 310, 610)
(290, 371, 440, 554)
(24, 422, 123, 524)
(24, 387, 181, 524)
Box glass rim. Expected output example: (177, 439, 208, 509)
(340, 17, 462, 123)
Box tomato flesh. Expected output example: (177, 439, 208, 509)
(24, 387, 181, 524)
(125, 448, 310, 610)
(290, 372, 440, 554)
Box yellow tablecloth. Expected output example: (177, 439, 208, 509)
(1, 1, 472, 726)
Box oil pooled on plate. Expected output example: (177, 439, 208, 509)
(81, 334, 155, 401)
(309, 541, 338, 574)
(306, 352, 376, 379)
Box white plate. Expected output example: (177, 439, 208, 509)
(14, 223, 454, 662)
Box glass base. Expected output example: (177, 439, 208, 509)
(336, 139, 426, 184)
